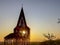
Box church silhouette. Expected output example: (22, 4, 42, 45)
(4, 7, 30, 45)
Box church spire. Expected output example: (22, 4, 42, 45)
(17, 7, 27, 27)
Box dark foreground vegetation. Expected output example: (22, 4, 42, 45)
(0, 39, 60, 45)
(40, 39, 60, 45)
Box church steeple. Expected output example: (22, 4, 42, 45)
(17, 7, 27, 27)
(14, 7, 30, 35)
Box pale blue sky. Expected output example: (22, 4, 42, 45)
(0, 0, 60, 42)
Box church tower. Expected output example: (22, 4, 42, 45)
(4, 7, 30, 45)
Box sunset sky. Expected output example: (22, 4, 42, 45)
(0, 0, 60, 42)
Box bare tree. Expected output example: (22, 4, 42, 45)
(58, 18, 60, 23)
(43, 33, 55, 40)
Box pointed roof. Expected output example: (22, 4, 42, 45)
(4, 7, 30, 40)
(17, 7, 27, 27)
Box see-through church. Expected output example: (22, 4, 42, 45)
(4, 7, 30, 45)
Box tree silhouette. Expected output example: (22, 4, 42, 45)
(43, 33, 55, 40)
(58, 18, 60, 23)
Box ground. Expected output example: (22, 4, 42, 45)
(0, 39, 60, 45)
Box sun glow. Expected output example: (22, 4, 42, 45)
(22, 30, 26, 34)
